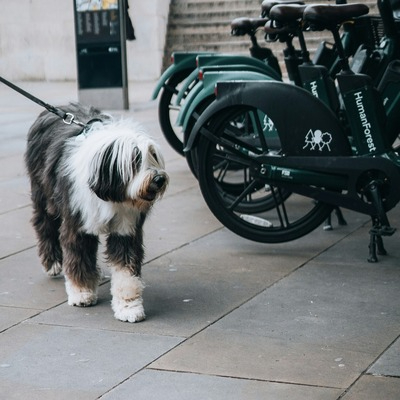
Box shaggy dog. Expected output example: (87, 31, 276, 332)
(25, 103, 168, 322)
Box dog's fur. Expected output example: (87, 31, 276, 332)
(25, 103, 168, 322)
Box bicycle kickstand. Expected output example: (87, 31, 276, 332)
(366, 181, 396, 262)
(368, 222, 387, 263)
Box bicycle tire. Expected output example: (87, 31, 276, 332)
(183, 96, 215, 177)
(158, 68, 194, 156)
(196, 105, 333, 243)
(191, 105, 291, 213)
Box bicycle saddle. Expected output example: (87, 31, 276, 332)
(261, 0, 304, 18)
(269, 4, 308, 23)
(304, 3, 369, 30)
(390, 0, 400, 18)
(231, 17, 269, 36)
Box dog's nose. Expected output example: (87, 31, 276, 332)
(152, 174, 166, 189)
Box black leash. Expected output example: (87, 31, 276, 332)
(0, 75, 86, 128)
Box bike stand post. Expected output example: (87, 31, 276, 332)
(365, 182, 396, 262)
(368, 224, 387, 263)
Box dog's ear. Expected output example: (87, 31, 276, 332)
(88, 144, 127, 202)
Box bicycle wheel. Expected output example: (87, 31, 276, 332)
(158, 69, 195, 156)
(191, 105, 291, 213)
(196, 105, 333, 243)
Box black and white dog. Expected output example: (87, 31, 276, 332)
(25, 103, 168, 322)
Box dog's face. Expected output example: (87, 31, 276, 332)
(86, 123, 169, 210)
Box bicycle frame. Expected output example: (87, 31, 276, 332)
(183, 1, 400, 262)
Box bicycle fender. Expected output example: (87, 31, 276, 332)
(151, 53, 204, 100)
(196, 54, 282, 81)
(179, 71, 274, 129)
(185, 80, 351, 156)
(176, 81, 204, 126)
(175, 54, 283, 105)
(175, 63, 274, 106)
(175, 68, 202, 106)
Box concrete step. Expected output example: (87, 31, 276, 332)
(170, 0, 262, 12)
(169, 11, 260, 24)
(163, 0, 261, 69)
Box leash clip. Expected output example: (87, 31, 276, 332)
(63, 112, 85, 127)
(63, 112, 75, 125)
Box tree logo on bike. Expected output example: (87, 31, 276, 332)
(303, 129, 332, 152)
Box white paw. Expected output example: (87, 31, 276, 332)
(65, 278, 98, 307)
(45, 262, 62, 277)
(110, 269, 145, 323)
(112, 298, 146, 323)
(68, 291, 98, 307)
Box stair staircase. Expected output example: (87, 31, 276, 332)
(163, 0, 264, 70)
(162, 0, 378, 73)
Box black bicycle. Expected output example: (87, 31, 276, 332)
(186, 0, 400, 262)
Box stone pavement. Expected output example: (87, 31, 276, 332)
(0, 80, 399, 400)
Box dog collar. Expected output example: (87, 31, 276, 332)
(75, 118, 103, 141)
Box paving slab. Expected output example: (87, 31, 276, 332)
(307, 207, 400, 265)
(0, 153, 27, 182)
(102, 369, 343, 400)
(151, 222, 400, 388)
(150, 322, 375, 388)
(341, 375, 400, 400)
(210, 257, 400, 353)
(0, 323, 182, 400)
(158, 156, 198, 197)
(0, 120, 33, 158)
(143, 186, 222, 262)
(0, 206, 35, 258)
(0, 306, 39, 333)
(29, 214, 369, 338)
(0, 245, 114, 310)
(368, 337, 400, 378)
(0, 247, 67, 309)
(0, 176, 30, 214)
(27, 227, 305, 336)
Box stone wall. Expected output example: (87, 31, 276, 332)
(0, 0, 170, 81)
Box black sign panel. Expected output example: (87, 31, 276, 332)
(73, 0, 128, 105)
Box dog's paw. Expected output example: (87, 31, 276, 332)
(68, 290, 98, 307)
(45, 262, 62, 277)
(112, 298, 146, 323)
(110, 270, 146, 322)
(65, 278, 98, 307)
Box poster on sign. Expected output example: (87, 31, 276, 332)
(75, 0, 120, 44)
